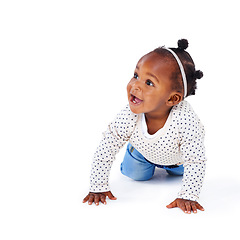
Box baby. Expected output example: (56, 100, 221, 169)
(83, 39, 207, 214)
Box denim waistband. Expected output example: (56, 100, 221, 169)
(128, 143, 181, 169)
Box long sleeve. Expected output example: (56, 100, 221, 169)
(89, 105, 138, 192)
(177, 104, 207, 201)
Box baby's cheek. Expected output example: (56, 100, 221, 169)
(126, 82, 131, 92)
(127, 81, 134, 95)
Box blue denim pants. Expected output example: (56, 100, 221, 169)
(120, 143, 184, 181)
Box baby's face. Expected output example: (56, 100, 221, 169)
(127, 52, 176, 114)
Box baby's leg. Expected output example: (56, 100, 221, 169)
(120, 143, 155, 181)
(164, 165, 184, 176)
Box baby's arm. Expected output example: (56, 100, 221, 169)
(83, 106, 138, 205)
(166, 158, 206, 213)
(166, 160, 206, 213)
(167, 104, 207, 213)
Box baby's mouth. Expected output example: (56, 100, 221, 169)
(130, 94, 143, 105)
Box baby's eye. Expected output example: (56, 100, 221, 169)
(146, 80, 154, 86)
(134, 73, 139, 79)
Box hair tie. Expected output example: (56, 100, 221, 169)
(163, 47, 187, 98)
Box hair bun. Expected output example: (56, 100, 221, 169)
(177, 39, 188, 50)
(194, 70, 203, 79)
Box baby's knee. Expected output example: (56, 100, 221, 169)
(130, 173, 153, 181)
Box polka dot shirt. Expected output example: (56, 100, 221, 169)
(90, 100, 207, 201)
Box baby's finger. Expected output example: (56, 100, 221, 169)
(107, 192, 117, 200)
(88, 195, 94, 205)
(185, 201, 191, 214)
(166, 200, 177, 208)
(179, 201, 187, 213)
(82, 195, 89, 203)
(100, 195, 106, 204)
(196, 203, 204, 211)
(94, 195, 100, 206)
(191, 203, 197, 213)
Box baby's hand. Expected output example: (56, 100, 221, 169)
(82, 191, 117, 206)
(166, 198, 204, 214)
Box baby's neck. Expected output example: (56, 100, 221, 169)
(144, 108, 172, 135)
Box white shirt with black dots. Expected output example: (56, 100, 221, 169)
(89, 100, 207, 201)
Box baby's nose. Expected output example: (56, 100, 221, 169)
(132, 81, 141, 91)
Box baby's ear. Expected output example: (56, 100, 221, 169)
(167, 93, 182, 106)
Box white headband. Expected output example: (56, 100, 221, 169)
(163, 47, 187, 98)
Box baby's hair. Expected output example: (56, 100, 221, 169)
(153, 39, 203, 97)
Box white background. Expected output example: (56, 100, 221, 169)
(1, 0, 240, 239)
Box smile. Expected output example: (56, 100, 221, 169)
(130, 94, 143, 105)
